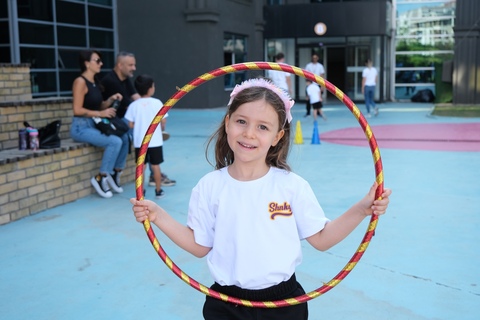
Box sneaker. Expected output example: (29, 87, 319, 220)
(91, 175, 113, 198)
(148, 175, 155, 187)
(374, 107, 379, 116)
(106, 171, 124, 193)
(366, 113, 372, 118)
(155, 188, 165, 199)
(162, 177, 176, 187)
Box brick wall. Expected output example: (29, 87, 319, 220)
(0, 64, 32, 102)
(0, 144, 136, 225)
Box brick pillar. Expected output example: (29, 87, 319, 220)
(0, 64, 33, 102)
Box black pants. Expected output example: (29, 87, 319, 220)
(203, 274, 308, 320)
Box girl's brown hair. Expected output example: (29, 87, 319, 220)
(206, 84, 292, 171)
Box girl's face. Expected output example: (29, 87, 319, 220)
(225, 98, 284, 167)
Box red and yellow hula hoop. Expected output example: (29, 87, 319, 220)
(135, 62, 384, 308)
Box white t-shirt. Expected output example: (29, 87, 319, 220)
(305, 62, 325, 77)
(266, 70, 291, 92)
(187, 167, 329, 290)
(124, 97, 168, 148)
(362, 67, 378, 86)
(306, 83, 321, 104)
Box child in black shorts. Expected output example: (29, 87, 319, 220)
(306, 79, 327, 121)
(124, 74, 168, 198)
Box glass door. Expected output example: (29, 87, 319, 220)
(346, 45, 370, 101)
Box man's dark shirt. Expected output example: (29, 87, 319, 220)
(100, 70, 137, 118)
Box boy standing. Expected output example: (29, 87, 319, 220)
(124, 75, 167, 199)
(304, 53, 325, 117)
(305, 79, 327, 121)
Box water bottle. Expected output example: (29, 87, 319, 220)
(111, 99, 120, 110)
(29, 130, 39, 150)
(19, 129, 28, 150)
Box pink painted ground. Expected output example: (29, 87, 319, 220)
(320, 123, 480, 152)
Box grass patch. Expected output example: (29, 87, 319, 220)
(431, 104, 480, 118)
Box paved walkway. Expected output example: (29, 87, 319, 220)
(1, 102, 479, 320)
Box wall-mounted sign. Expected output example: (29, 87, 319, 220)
(314, 22, 327, 36)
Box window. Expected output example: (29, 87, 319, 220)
(224, 33, 247, 89)
(20, 47, 55, 68)
(0, 0, 8, 18)
(58, 49, 85, 69)
(30, 71, 57, 93)
(0, 47, 11, 63)
(17, 0, 53, 21)
(0, 21, 9, 43)
(56, 1, 85, 25)
(89, 29, 114, 48)
(58, 26, 87, 47)
(0, 0, 10, 62)
(19, 22, 54, 45)
(88, 6, 113, 28)
(394, 0, 455, 100)
(10, 0, 116, 97)
(89, 0, 113, 5)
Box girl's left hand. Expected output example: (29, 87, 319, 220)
(362, 182, 392, 216)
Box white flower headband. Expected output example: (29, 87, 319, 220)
(228, 78, 295, 123)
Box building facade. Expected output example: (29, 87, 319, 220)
(263, 0, 393, 103)
(2, 0, 476, 106)
(116, 0, 265, 109)
(452, 0, 480, 104)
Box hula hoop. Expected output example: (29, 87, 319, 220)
(135, 62, 384, 308)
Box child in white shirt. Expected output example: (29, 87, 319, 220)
(306, 79, 327, 121)
(124, 74, 168, 199)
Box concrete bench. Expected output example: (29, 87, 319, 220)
(0, 139, 88, 165)
(0, 138, 136, 225)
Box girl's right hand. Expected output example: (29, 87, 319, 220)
(130, 198, 160, 223)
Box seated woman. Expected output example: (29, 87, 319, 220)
(70, 50, 129, 198)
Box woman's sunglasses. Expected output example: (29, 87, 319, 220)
(91, 58, 102, 64)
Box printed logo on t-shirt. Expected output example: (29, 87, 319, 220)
(268, 202, 292, 220)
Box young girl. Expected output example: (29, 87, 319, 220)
(130, 78, 392, 319)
